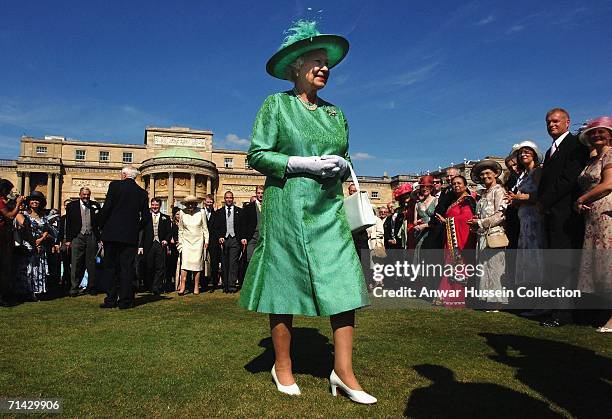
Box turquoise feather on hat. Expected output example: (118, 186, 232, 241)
(266, 20, 349, 80)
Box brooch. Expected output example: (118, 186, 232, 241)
(326, 108, 338, 117)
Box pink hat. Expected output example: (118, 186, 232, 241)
(393, 183, 413, 200)
(579, 116, 612, 146)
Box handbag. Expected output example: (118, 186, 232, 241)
(344, 165, 378, 232)
(371, 242, 387, 259)
(485, 227, 509, 248)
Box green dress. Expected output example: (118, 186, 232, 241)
(238, 91, 370, 316)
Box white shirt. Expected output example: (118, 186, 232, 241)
(546, 131, 569, 161)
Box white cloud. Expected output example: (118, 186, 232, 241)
(225, 133, 250, 147)
(213, 133, 250, 150)
(507, 25, 524, 34)
(477, 14, 495, 26)
(351, 152, 375, 161)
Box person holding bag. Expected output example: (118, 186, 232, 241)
(238, 20, 374, 404)
(467, 160, 508, 310)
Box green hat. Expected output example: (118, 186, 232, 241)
(266, 20, 349, 80)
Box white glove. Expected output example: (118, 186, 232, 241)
(321, 155, 349, 177)
(286, 156, 338, 178)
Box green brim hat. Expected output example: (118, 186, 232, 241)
(266, 20, 349, 80)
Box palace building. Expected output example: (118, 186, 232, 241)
(0, 126, 504, 211)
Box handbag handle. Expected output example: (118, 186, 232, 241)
(348, 164, 361, 192)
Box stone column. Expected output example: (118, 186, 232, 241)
(168, 172, 174, 209)
(150, 174, 156, 198)
(190, 173, 196, 195)
(53, 173, 60, 210)
(16, 172, 23, 195)
(24, 172, 31, 196)
(206, 177, 211, 194)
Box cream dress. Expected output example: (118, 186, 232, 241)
(178, 208, 209, 271)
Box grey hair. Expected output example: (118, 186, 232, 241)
(121, 166, 139, 179)
(287, 57, 305, 83)
(79, 187, 91, 194)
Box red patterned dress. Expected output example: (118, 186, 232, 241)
(437, 194, 477, 308)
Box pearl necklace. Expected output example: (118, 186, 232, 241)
(293, 88, 318, 111)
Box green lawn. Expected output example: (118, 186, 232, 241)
(0, 293, 610, 418)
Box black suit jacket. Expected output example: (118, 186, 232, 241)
(537, 133, 589, 248)
(383, 216, 399, 249)
(242, 202, 261, 242)
(211, 205, 246, 242)
(100, 178, 150, 246)
(139, 212, 172, 252)
(65, 199, 102, 242)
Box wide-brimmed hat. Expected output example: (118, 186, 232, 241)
(266, 20, 349, 80)
(26, 190, 47, 208)
(578, 116, 612, 146)
(182, 195, 200, 204)
(470, 160, 503, 184)
(393, 183, 413, 200)
(512, 140, 544, 164)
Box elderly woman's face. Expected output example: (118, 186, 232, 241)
(451, 177, 467, 195)
(588, 128, 612, 147)
(479, 168, 497, 187)
(296, 49, 329, 90)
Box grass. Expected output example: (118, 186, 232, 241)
(0, 292, 610, 418)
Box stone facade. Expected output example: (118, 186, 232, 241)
(0, 126, 506, 213)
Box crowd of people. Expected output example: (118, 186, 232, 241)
(0, 169, 264, 308)
(0, 110, 609, 333)
(352, 110, 611, 332)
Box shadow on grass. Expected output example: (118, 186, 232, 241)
(244, 327, 333, 379)
(480, 333, 612, 418)
(404, 364, 561, 418)
(134, 294, 172, 307)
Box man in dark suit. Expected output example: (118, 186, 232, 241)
(65, 187, 102, 296)
(211, 191, 246, 293)
(58, 199, 73, 293)
(243, 186, 263, 263)
(202, 194, 220, 291)
(138, 197, 172, 295)
(537, 108, 590, 327)
(99, 166, 150, 309)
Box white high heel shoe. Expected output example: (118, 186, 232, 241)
(271, 365, 301, 396)
(329, 370, 377, 404)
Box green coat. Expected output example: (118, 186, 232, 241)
(238, 91, 369, 316)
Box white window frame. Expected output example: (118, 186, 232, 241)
(371, 191, 379, 199)
(99, 151, 110, 162)
(75, 149, 86, 161)
(122, 152, 133, 164)
(35, 146, 48, 154)
(224, 157, 234, 169)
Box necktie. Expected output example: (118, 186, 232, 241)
(549, 139, 558, 157)
(227, 206, 231, 217)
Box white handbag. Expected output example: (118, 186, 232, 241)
(344, 165, 378, 232)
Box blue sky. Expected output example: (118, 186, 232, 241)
(1, 0, 611, 176)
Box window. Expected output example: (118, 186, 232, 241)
(371, 191, 379, 199)
(224, 157, 234, 169)
(122, 152, 133, 164)
(36, 146, 48, 154)
(75, 149, 86, 160)
(245, 158, 250, 169)
(99, 151, 110, 162)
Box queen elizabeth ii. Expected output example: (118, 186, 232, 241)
(238, 21, 376, 404)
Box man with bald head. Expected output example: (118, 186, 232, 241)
(537, 108, 589, 327)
